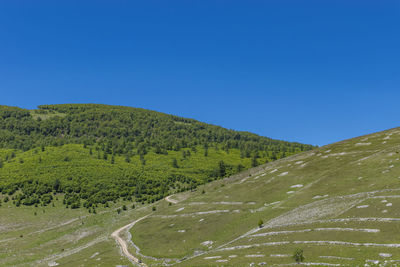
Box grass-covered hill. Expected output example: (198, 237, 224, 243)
(0, 104, 313, 210)
(124, 127, 400, 266)
(2, 122, 400, 266)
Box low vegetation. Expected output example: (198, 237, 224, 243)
(293, 248, 305, 264)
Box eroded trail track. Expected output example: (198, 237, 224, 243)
(165, 195, 179, 204)
(111, 215, 150, 266)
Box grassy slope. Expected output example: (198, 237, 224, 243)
(2, 127, 400, 266)
(0, 144, 251, 266)
(0, 196, 150, 266)
(129, 127, 400, 266)
(0, 104, 313, 266)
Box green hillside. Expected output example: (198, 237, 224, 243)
(0, 104, 312, 210)
(125, 127, 400, 266)
(1, 117, 400, 266)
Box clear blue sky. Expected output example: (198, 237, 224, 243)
(1, 1, 399, 146)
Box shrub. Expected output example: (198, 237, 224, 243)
(293, 248, 305, 263)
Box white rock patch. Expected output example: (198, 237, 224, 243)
(245, 254, 265, 258)
(291, 184, 303, 188)
(156, 209, 230, 218)
(90, 252, 100, 259)
(330, 152, 348, 156)
(379, 253, 392, 258)
(312, 194, 329, 199)
(178, 230, 186, 233)
(201, 241, 214, 246)
(252, 227, 379, 237)
(319, 256, 354, 260)
(314, 227, 380, 233)
(251, 229, 312, 237)
(189, 202, 207, 205)
(279, 172, 289, 176)
(356, 205, 369, 209)
(286, 191, 295, 194)
(293, 240, 400, 248)
(270, 254, 291, 257)
(212, 201, 243, 205)
(386, 203, 393, 207)
(204, 256, 221, 260)
(355, 142, 371, 146)
(218, 242, 290, 251)
(176, 207, 185, 212)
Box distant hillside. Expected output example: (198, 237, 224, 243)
(0, 104, 313, 210)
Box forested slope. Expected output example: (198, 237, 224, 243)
(0, 104, 314, 210)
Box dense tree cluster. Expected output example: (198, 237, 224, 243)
(0, 104, 312, 156)
(0, 104, 315, 209)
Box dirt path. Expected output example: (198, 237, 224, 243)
(165, 195, 179, 204)
(111, 215, 150, 266)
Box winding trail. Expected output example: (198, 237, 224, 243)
(111, 194, 180, 266)
(111, 215, 150, 266)
(165, 195, 179, 204)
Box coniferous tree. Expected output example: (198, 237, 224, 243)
(172, 158, 179, 168)
(251, 155, 259, 167)
(218, 161, 226, 177)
